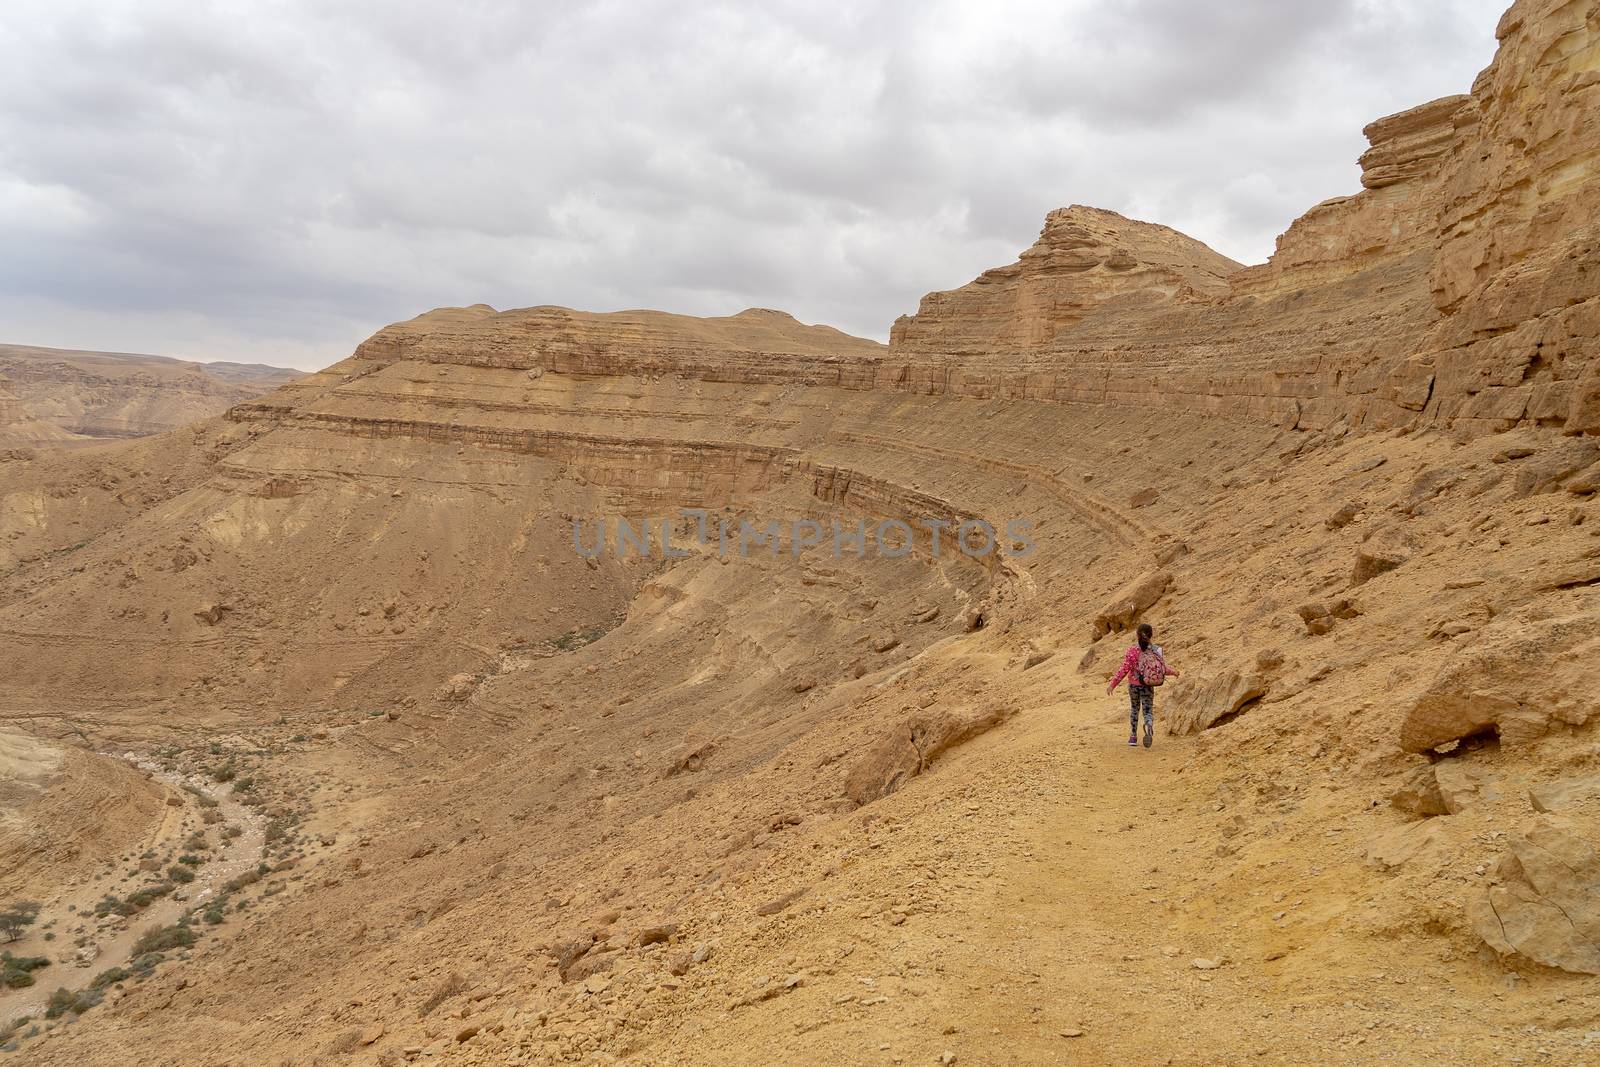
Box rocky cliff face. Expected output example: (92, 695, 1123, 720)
(888, 205, 1241, 354)
(881, 0, 1599, 436)
(0, 344, 304, 443)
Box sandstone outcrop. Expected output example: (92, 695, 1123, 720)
(1398, 614, 1600, 751)
(1089, 570, 1170, 640)
(888, 205, 1239, 355)
(843, 706, 1017, 806)
(1471, 815, 1600, 974)
(1165, 670, 1269, 736)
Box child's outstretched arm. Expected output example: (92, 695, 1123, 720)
(1107, 647, 1137, 694)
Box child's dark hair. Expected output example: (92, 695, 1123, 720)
(1137, 623, 1153, 650)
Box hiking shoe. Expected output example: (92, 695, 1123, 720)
(1128, 734, 1138, 746)
(1143, 730, 1153, 748)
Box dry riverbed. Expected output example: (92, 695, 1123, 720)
(1, 755, 265, 1028)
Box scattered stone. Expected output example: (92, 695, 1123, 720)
(757, 888, 808, 916)
(1324, 502, 1361, 530)
(1129, 487, 1160, 508)
(1191, 958, 1223, 970)
(637, 923, 679, 947)
(193, 602, 229, 626)
(1351, 526, 1412, 585)
(1296, 598, 1360, 636)
(1389, 765, 1448, 818)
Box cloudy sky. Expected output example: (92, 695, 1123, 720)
(1, 0, 1508, 370)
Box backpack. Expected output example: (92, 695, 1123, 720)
(1135, 645, 1166, 687)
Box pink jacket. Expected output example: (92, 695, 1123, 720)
(1109, 644, 1177, 689)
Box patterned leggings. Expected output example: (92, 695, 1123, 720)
(1128, 684, 1154, 735)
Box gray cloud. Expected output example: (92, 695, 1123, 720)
(0, 0, 1507, 369)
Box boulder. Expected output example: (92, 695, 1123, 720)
(1090, 570, 1170, 639)
(636, 923, 679, 946)
(562, 949, 618, 984)
(1295, 598, 1360, 635)
(437, 674, 477, 702)
(1470, 816, 1600, 974)
(1508, 438, 1599, 498)
(1129, 488, 1160, 509)
(1324, 503, 1361, 530)
(1402, 468, 1464, 515)
(1165, 671, 1268, 735)
(193, 603, 229, 626)
(843, 705, 1017, 805)
(663, 739, 718, 777)
(1566, 462, 1600, 496)
(1389, 765, 1448, 818)
(1398, 613, 1600, 752)
(1351, 526, 1412, 586)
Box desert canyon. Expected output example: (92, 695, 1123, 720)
(1, 1, 1599, 1064)
(0, 344, 303, 447)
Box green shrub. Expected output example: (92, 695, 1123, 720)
(129, 952, 164, 975)
(0, 950, 47, 989)
(124, 883, 172, 908)
(132, 925, 195, 955)
(89, 966, 128, 989)
(166, 864, 195, 885)
(45, 986, 101, 1019)
(211, 764, 236, 783)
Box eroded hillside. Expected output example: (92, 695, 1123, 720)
(0, 0, 1598, 1064)
(0, 344, 304, 446)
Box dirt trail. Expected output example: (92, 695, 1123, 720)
(0, 758, 265, 1024)
(836, 677, 1573, 1065)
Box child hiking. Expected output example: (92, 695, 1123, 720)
(1107, 622, 1178, 748)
